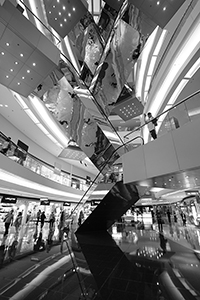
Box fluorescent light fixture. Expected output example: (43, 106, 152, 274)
(0, 169, 81, 199)
(144, 76, 151, 92)
(25, 108, 40, 124)
(144, 91, 148, 103)
(47, 133, 59, 144)
(37, 123, 49, 135)
(185, 56, 200, 78)
(153, 29, 167, 56)
(188, 107, 200, 117)
(167, 79, 189, 106)
(150, 187, 165, 192)
(136, 26, 158, 100)
(92, 190, 110, 195)
(12, 92, 28, 109)
(147, 56, 157, 76)
(149, 18, 200, 116)
(29, 95, 69, 147)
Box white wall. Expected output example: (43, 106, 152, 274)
(122, 117, 200, 183)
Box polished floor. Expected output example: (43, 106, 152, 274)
(0, 220, 200, 300)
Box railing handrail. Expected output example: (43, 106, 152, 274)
(124, 89, 200, 139)
(0, 131, 87, 183)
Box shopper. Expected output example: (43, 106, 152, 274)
(167, 208, 171, 225)
(144, 112, 157, 140)
(40, 211, 46, 229)
(49, 212, 55, 229)
(36, 209, 41, 226)
(4, 209, 14, 236)
(156, 209, 163, 232)
(0, 137, 12, 155)
(14, 211, 23, 233)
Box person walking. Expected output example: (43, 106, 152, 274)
(156, 209, 163, 232)
(14, 211, 23, 234)
(49, 212, 55, 230)
(4, 209, 14, 236)
(40, 211, 46, 229)
(144, 112, 157, 139)
(167, 208, 171, 225)
(36, 209, 41, 226)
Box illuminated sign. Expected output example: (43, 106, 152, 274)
(63, 202, 71, 207)
(40, 198, 50, 205)
(1, 195, 17, 203)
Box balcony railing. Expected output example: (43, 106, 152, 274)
(0, 132, 91, 192)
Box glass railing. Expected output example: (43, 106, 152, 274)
(124, 89, 200, 141)
(0, 132, 91, 192)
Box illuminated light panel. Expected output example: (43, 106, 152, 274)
(144, 76, 151, 92)
(185, 57, 200, 78)
(0, 169, 81, 199)
(29, 95, 69, 147)
(136, 27, 159, 100)
(153, 29, 167, 56)
(149, 19, 200, 117)
(167, 79, 189, 106)
(37, 123, 49, 135)
(12, 92, 28, 109)
(25, 108, 40, 124)
(147, 56, 157, 76)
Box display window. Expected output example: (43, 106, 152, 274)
(0, 195, 74, 262)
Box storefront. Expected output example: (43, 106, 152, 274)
(0, 195, 75, 262)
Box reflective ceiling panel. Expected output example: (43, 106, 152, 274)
(129, 0, 186, 28)
(0, 1, 60, 97)
(44, 0, 88, 38)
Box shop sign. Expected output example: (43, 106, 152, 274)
(40, 198, 50, 205)
(63, 202, 71, 206)
(1, 195, 17, 203)
(91, 200, 101, 206)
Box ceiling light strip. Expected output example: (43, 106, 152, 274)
(0, 169, 81, 199)
(29, 95, 69, 147)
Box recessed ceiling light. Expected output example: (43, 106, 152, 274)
(55, 17, 57, 20)
(10, 69, 13, 72)
(1, 52, 4, 55)
(14, 61, 18, 65)
(63, 6, 65, 10)
(163, 6, 166, 11)
(49, 11, 51, 14)
(64, 18, 67, 22)
(157, 1, 160, 4)
(17, 82, 20, 85)
(58, 12, 61, 16)
(27, 70, 30, 73)
(60, 23, 63, 27)
(72, 7, 75, 11)
(0, 104, 3, 107)
(68, 13, 71, 17)
(22, 76, 25, 79)
(32, 62, 36, 66)
(5, 75, 9, 78)
(57, 0, 59, 3)
(6, 42, 9, 46)
(53, 5, 55, 8)
(5, 104, 8, 107)
(20, 53, 24, 57)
